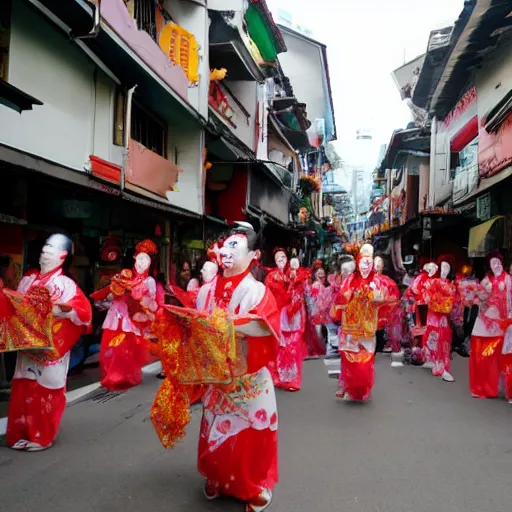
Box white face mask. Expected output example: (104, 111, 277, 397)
(424, 263, 438, 278)
(200, 261, 218, 283)
(274, 251, 287, 271)
(440, 261, 451, 279)
(358, 257, 373, 279)
(134, 253, 151, 274)
(39, 234, 69, 275)
(220, 234, 257, 277)
(490, 257, 503, 277)
(374, 257, 384, 274)
(289, 258, 300, 271)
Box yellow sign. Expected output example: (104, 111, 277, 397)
(159, 22, 200, 84)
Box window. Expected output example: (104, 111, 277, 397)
(0, 0, 11, 81)
(131, 102, 167, 157)
(134, 0, 157, 42)
(113, 88, 126, 146)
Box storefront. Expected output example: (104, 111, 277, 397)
(0, 164, 204, 382)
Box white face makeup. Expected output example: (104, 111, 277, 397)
(440, 261, 451, 279)
(424, 263, 438, 278)
(358, 256, 373, 279)
(490, 257, 503, 277)
(39, 234, 69, 275)
(374, 256, 384, 274)
(200, 261, 218, 283)
(341, 261, 355, 278)
(274, 251, 288, 271)
(134, 253, 151, 274)
(289, 258, 300, 270)
(220, 234, 257, 277)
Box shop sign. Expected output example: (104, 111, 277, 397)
(477, 193, 491, 221)
(479, 112, 512, 179)
(441, 87, 477, 131)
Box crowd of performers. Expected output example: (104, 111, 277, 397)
(2, 225, 512, 510)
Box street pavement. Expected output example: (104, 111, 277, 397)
(1, 354, 512, 512)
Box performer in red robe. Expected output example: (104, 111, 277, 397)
(469, 251, 512, 399)
(422, 255, 458, 382)
(6, 234, 92, 451)
(373, 256, 400, 353)
(196, 222, 280, 512)
(333, 244, 391, 401)
(404, 261, 438, 366)
(266, 251, 307, 391)
(92, 239, 158, 391)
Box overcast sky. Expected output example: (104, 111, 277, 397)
(267, 0, 463, 167)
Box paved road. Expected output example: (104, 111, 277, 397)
(1, 355, 512, 512)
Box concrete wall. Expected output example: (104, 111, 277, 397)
(430, 91, 477, 207)
(166, 126, 204, 215)
(475, 31, 512, 120)
(278, 31, 328, 140)
(219, 80, 257, 151)
(0, 1, 121, 170)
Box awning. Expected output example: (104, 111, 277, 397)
(0, 79, 43, 113)
(468, 215, 504, 257)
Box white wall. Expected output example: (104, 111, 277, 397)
(219, 80, 257, 151)
(430, 92, 477, 207)
(163, 0, 209, 118)
(0, 1, 121, 170)
(278, 31, 327, 139)
(475, 31, 512, 120)
(166, 126, 204, 215)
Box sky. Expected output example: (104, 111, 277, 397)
(267, 0, 464, 170)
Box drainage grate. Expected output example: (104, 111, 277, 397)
(86, 389, 125, 404)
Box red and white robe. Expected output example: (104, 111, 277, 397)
(266, 269, 307, 391)
(470, 272, 512, 399)
(196, 270, 280, 503)
(7, 268, 92, 449)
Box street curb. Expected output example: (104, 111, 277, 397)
(0, 360, 162, 437)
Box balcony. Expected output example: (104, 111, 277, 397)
(125, 138, 182, 202)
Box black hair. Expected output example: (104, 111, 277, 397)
(48, 234, 73, 274)
(0, 255, 12, 280)
(229, 225, 262, 251)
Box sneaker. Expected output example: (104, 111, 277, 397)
(422, 362, 434, 370)
(26, 442, 53, 452)
(11, 439, 29, 451)
(203, 480, 220, 501)
(246, 489, 272, 512)
(442, 371, 455, 382)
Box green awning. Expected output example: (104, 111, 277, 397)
(244, 3, 285, 62)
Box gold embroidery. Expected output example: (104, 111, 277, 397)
(109, 333, 126, 348)
(53, 322, 63, 334)
(483, 339, 502, 357)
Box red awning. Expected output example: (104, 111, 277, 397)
(450, 115, 478, 152)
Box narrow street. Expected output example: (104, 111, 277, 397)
(1, 355, 511, 512)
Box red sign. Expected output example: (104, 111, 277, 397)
(479, 112, 512, 179)
(441, 87, 476, 130)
